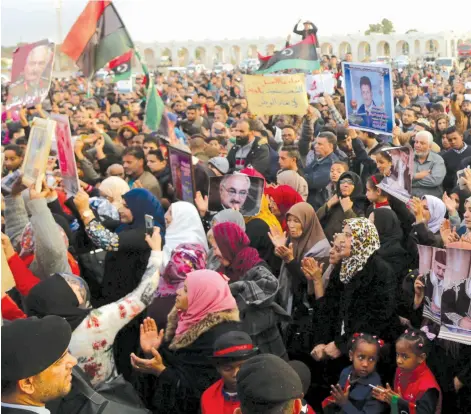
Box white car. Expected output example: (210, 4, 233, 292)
(434, 57, 457, 71)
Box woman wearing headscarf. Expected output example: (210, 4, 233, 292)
(210, 222, 288, 358)
(146, 243, 207, 331)
(268, 202, 330, 354)
(162, 201, 209, 270)
(311, 218, 401, 391)
(265, 184, 303, 231)
(276, 169, 309, 201)
(206, 209, 246, 271)
(316, 171, 367, 242)
(409, 195, 447, 247)
(131, 270, 241, 413)
(24, 229, 162, 386)
(74, 188, 165, 380)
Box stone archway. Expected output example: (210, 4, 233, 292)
(248, 45, 258, 58)
(213, 46, 224, 64)
(396, 41, 409, 56)
(414, 40, 421, 56)
(338, 42, 352, 59)
(143, 48, 156, 68)
(321, 43, 333, 56)
(178, 47, 190, 66)
(161, 48, 172, 66)
(231, 45, 242, 65)
(376, 41, 391, 57)
(195, 47, 207, 65)
(266, 44, 276, 55)
(357, 42, 371, 61)
(426, 39, 439, 53)
(450, 40, 456, 57)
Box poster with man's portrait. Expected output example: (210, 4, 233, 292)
(439, 247, 471, 345)
(168, 145, 195, 204)
(377, 146, 414, 203)
(208, 174, 264, 217)
(50, 114, 80, 197)
(6, 39, 55, 110)
(21, 117, 55, 192)
(342, 62, 394, 135)
(421, 247, 447, 325)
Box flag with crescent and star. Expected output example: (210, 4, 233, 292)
(108, 50, 132, 82)
(256, 34, 320, 74)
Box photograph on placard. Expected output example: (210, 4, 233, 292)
(342, 62, 394, 135)
(168, 145, 195, 204)
(21, 118, 55, 192)
(422, 247, 446, 324)
(6, 39, 55, 110)
(377, 146, 414, 203)
(208, 174, 264, 217)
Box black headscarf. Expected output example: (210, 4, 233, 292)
(25, 274, 90, 330)
(335, 171, 364, 199)
(372, 208, 404, 250)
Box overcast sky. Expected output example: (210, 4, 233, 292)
(1, 0, 471, 47)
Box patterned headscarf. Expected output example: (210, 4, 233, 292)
(20, 222, 69, 258)
(156, 243, 207, 297)
(340, 218, 380, 284)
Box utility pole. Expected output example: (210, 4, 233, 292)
(55, 0, 62, 71)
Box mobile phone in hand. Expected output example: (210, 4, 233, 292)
(145, 214, 154, 236)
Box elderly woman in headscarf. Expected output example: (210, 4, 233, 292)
(146, 243, 207, 330)
(24, 229, 162, 386)
(311, 218, 401, 369)
(276, 170, 309, 201)
(409, 195, 447, 247)
(131, 270, 241, 413)
(210, 222, 288, 358)
(268, 202, 330, 355)
(265, 184, 304, 231)
(206, 209, 246, 270)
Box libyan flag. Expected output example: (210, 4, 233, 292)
(145, 78, 165, 132)
(108, 50, 132, 81)
(61, 0, 134, 78)
(257, 34, 320, 74)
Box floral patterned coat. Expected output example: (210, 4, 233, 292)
(69, 250, 162, 386)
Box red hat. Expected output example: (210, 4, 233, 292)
(119, 121, 139, 135)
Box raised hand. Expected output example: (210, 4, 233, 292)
(301, 257, 324, 282)
(139, 317, 164, 356)
(130, 347, 166, 376)
(145, 227, 162, 251)
(275, 243, 294, 263)
(268, 225, 287, 248)
(194, 191, 209, 217)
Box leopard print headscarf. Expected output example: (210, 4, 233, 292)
(340, 218, 380, 284)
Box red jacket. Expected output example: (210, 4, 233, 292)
(201, 379, 240, 414)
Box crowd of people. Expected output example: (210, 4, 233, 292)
(1, 49, 471, 414)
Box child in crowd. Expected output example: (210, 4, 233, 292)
(288, 360, 316, 414)
(365, 174, 390, 212)
(322, 333, 386, 413)
(201, 331, 258, 414)
(372, 329, 441, 414)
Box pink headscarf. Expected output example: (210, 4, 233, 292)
(175, 270, 237, 336)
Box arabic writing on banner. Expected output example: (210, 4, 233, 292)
(243, 74, 308, 115)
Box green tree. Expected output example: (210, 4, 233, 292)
(365, 19, 395, 35)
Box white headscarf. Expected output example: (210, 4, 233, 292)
(422, 195, 446, 234)
(98, 176, 130, 208)
(162, 201, 209, 270)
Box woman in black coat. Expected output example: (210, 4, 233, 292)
(130, 269, 240, 414)
(310, 218, 402, 406)
(317, 171, 367, 242)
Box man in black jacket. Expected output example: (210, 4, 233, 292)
(227, 119, 270, 178)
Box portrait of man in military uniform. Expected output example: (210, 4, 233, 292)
(7, 41, 54, 110)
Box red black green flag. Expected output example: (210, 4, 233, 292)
(257, 34, 320, 74)
(61, 0, 134, 78)
(108, 50, 132, 81)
